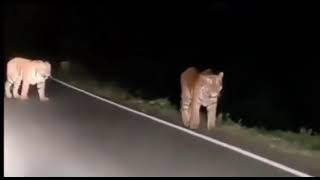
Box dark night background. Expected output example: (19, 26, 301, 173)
(3, 1, 320, 133)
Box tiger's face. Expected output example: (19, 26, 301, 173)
(35, 61, 51, 81)
(200, 72, 224, 105)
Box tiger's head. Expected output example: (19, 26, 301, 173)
(34, 60, 51, 81)
(199, 70, 224, 104)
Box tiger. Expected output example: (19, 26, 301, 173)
(180, 67, 224, 130)
(5, 57, 51, 101)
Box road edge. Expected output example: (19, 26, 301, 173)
(50, 77, 313, 177)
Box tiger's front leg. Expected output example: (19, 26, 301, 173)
(189, 99, 201, 129)
(37, 82, 49, 101)
(180, 98, 191, 127)
(207, 103, 217, 130)
(20, 80, 30, 100)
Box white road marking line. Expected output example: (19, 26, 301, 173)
(51, 77, 313, 177)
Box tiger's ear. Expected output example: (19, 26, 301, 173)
(218, 72, 224, 79)
(216, 72, 224, 85)
(202, 68, 213, 74)
(44, 61, 51, 68)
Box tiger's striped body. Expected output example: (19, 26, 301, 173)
(5, 57, 51, 101)
(180, 67, 224, 129)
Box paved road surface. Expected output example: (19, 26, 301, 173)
(4, 79, 297, 177)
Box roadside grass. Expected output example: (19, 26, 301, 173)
(217, 113, 320, 155)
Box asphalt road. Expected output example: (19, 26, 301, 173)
(4, 79, 297, 177)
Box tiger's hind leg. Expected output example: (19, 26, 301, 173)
(12, 78, 22, 99)
(207, 103, 218, 130)
(5, 81, 13, 98)
(20, 80, 30, 100)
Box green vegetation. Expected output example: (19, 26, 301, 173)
(218, 113, 320, 155)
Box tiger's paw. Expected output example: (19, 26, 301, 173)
(20, 96, 29, 100)
(6, 93, 12, 98)
(13, 94, 20, 99)
(207, 123, 216, 130)
(190, 122, 200, 129)
(183, 122, 190, 128)
(40, 97, 49, 102)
